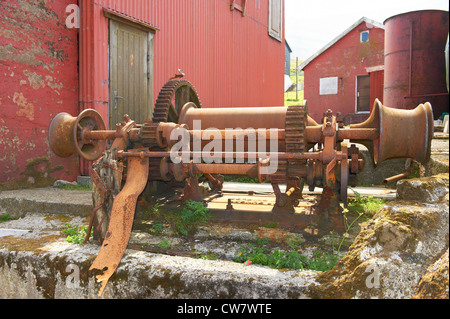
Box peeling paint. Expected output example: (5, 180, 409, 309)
(13, 92, 35, 120)
(45, 75, 63, 90)
(1, 0, 79, 186)
(23, 70, 45, 89)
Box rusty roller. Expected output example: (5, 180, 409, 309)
(48, 79, 433, 296)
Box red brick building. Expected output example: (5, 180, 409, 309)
(0, 0, 286, 189)
(299, 17, 385, 124)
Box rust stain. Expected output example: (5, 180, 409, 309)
(13, 92, 34, 121)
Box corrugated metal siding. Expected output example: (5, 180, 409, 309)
(78, 0, 285, 175)
(81, 0, 284, 112)
(370, 70, 384, 111)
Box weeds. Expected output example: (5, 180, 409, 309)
(158, 238, 172, 249)
(150, 200, 211, 236)
(176, 200, 210, 236)
(0, 214, 11, 222)
(151, 221, 164, 234)
(347, 190, 385, 218)
(61, 223, 92, 244)
(233, 192, 382, 272)
(234, 235, 338, 272)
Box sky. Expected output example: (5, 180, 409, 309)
(285, 0, 449, 61)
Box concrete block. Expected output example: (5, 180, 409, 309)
(0, 187, 93, 219)
(0, 212, 320, 299)
(0, 229, 30, 238)
(77, 176, 93, 188)
(356, 149, 406, 186)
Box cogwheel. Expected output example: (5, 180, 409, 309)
(152, 80, 201, 124)
(139, 120, 159, 149)
(285, 105, 307, 179)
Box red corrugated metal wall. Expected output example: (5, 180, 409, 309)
(80, 0, 284, 114)
(370, 70, 384, 111)
(78, 0, 285, 175)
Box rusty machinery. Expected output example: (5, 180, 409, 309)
(48, 79, 433, 296)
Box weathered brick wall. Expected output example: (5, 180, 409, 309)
(0, 0, 79, 189)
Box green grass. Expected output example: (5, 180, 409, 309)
(285, 59, 305, 106)
(54, 183, 92, 191)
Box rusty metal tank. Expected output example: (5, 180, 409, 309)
(383, 10, 449, 119)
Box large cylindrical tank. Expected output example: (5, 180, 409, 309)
(383, 10, 449, 119)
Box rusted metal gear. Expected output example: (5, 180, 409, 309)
(270, 105, 307, 183)
(139, 120, 159, 149)
(152, 80, 202, 123)
(285, 105, 308, 202)
(270, 159, 288, 183)
(285, 105, 307, 165)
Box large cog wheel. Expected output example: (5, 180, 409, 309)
(152, 79, 202, 123)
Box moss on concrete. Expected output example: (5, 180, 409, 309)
(0, 156, 63, 191)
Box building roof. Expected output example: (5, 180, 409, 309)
(285, 39, 292, 53)
(298, 17, 384, 71)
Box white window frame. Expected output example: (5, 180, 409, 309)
(360, 30, 369, 43)
(268, 0, 283, 42)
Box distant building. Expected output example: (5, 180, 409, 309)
(298, 17, 385, 124)
(285, 40, 292, 75)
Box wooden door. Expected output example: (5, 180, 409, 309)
(356, 75, 371, 112)
(109, 20, 153, 128)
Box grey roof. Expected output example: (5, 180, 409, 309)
(298, 17, 384, 71)
(285, 39, 292, 53)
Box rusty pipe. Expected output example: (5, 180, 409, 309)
(189, 163, 258, 176)
(383, 158, 414, 184)
(337, 128, 379, 141)
(383, 171, 412, 185)
(189, 129, 285, 140)
(84, 128, 142, 142)
(116, 150, 327, 161)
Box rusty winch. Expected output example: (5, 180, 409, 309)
(48, 79, 433, 296)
